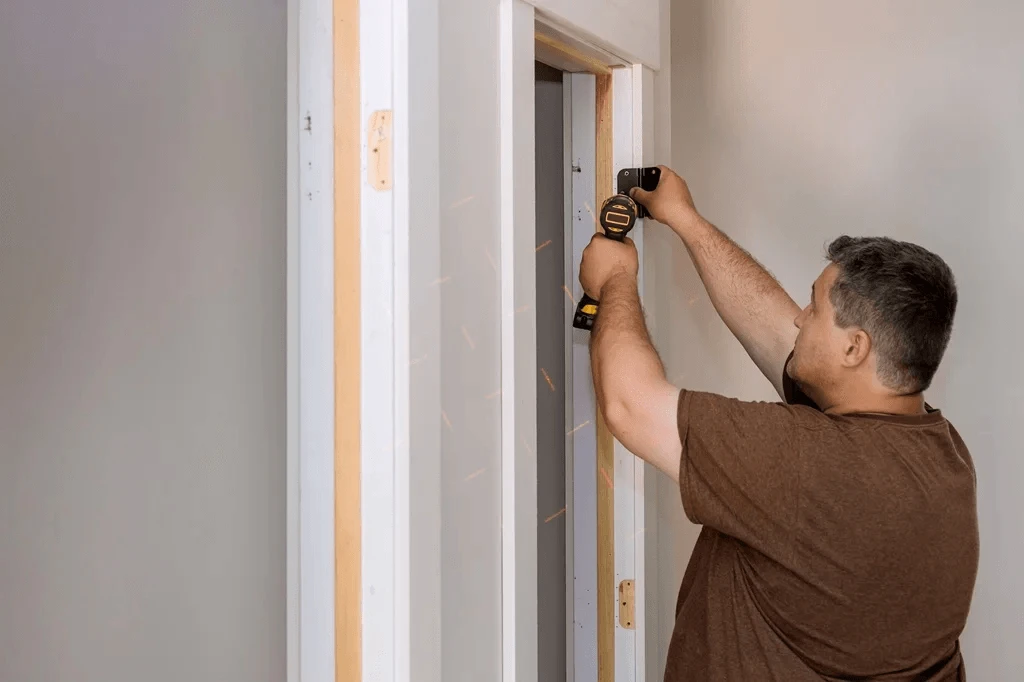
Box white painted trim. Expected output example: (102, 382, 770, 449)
(392, 0, 413, 679)
(611, 65, 638, 682)
(569, 71, 599, 682)
(296, 0, 335, 679)
(398, 0, 442, 681)
(358, 2, 409, 682)
(566, 65, 654, 682)
(528, 0, 661, 68)
(359, 0, 407, 680)
(631, 64, 656, 682)
(500, 2, 539, 681)
(285, 0, 299, 679)
(562, 71, 576, 682)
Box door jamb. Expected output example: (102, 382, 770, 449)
(291, 0, 339, 680)
(532, 19, 651, 682)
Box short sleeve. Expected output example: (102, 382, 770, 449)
(676, 389, 826, 561)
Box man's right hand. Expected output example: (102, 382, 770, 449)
(628, 164, 802, 400)
(629, 166, 700, 231)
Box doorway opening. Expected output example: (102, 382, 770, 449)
(533, 33, 620, 680)
(534, 59, 570, 682)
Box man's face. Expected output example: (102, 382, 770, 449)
(787, 264, 848, 398)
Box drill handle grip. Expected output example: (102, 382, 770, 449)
(572, 293, 599, 331)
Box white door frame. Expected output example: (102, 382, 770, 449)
(500, 3, 540, 681)
(289, 0, 336, 680)
(562, 64, 653, 681)
(287, 0, 658, 679)
(507, 6, 656, 680)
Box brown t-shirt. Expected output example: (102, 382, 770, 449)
(665, 372, 979, 681)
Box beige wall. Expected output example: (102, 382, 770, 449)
(649, 1, 1024, 678)
(0, 2, 287, 680)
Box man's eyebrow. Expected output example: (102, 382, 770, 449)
(811, 282, 816, 303)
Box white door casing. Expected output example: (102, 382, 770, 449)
(567, 64, 652, 681)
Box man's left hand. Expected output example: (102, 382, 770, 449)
(579, 233, 639, 300)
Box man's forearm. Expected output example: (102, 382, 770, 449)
(669, 214, 801, 395)
(590, 273, 681, 480)
(591, 273, 664, 414)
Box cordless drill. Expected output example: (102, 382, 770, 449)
(572, 167, 661, 331)
(572, 193, 639, 330)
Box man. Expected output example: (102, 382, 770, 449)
(579, 166, 979, 681)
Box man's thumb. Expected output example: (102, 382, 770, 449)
(630, 187, 650, 205)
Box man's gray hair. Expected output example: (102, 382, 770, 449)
(826, 236, 957, 394)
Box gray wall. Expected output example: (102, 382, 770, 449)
(648, 0, 1024, 678)
(438, 1, 503, 679)
(535, 63, 567, 682)
(645, 2, 674, 681)
(0, 2, 287, 681)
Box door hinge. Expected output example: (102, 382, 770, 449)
(618, 579, 636, 630)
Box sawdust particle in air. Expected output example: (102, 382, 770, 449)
(600, 465, 613, 489)
(544, 507, 567, 524)
(567, 420, 591, 436)
(461, 325, 476, 350)
(441, 410, 453, 431)
(536, 239, 553, 252)
(432, 275, 452, 286)
(541, 368, 556, 392)
(562, 285, 577, 306)
(449, 195, 475, 210)
(485, 389, 502, 400)
(583, 201, 601, 230)
(464, 468, 486, 482)
(484, 248, 498, 273)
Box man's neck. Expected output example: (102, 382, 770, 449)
(824, 389, 928, 417)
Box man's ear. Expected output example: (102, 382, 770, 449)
(841, 329, 871, 368)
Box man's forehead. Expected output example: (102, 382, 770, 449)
(813, 264, 839, 295)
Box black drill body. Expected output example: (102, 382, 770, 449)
(571, 166, 661, 331)
(571, 194, 639, 330)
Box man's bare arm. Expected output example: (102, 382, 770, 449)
(671, 215, 800, 396)
(632, 168, 800, 397)
(590, 272, 681, 482)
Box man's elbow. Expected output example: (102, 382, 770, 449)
(598, 371, 666, 441)
(601, 397, 634, 442)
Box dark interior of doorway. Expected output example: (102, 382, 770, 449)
(536, 59, 568, 682)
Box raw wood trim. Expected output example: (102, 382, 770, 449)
(594, 71, 615, 682)
(535, 32, 612, 76)
(335, 0, 361, 679)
